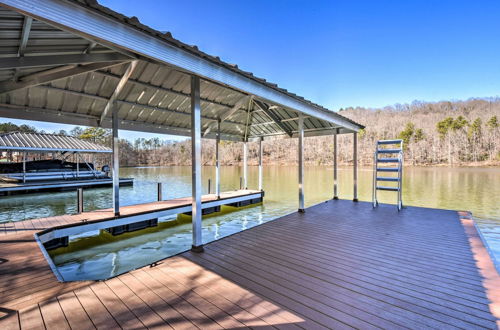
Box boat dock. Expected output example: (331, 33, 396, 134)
(0, 177, 133, 195)
(1, 199, 499, 328)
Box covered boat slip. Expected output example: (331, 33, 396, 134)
(0, 132, 133, 194)
(0, 0, 364, 253)
(0, 200, 499, 329)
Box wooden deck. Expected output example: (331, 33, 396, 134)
(1, 199, 499, 329)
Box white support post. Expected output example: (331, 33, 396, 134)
(353, 132, 358, 202)
(258, 137, 263, 191)
(112, 102, 120, 216)
(298, 113, 305, 212)
(242, 142, 248, 189)
(333, 128, 338, 200)
(215, 119, 221, 199)
(191, 75, 203, 252)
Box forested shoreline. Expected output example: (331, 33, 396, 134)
(1, 98, 499, 167)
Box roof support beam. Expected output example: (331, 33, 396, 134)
(0, 61, 128, 94)
(0, 52, 131, 70)
(253, 99, 293, 137)
(203, 95, 251, 137)
(17, 16, 32, 57)
(37, 85, 247, 128)
(96, 70, 240, 112)
(0, 103, 243, 141)
(99, 60, 138, 124)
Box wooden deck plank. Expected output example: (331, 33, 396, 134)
(162, 257, 305, 329)
(153, 261, 277, 329)
(103, 277, 170, 329)
(18, 305, 45, 330)
(141, 267, 224, 330)
(125, 270, 247, 329)
(88, 282, 145, 329)
(224, 226, 492, 304)
(210, 240, 447, 329)
(189, 249, 395, 329)
(217, 231, 490, 300)
(73, 286, 120, 329)
(57, 292, 95, 330)
(119, 272, 196, 330)
(0, 312, 20, 330)
(38, 298, 70, 330)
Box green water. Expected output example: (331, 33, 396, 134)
(1, 166, 498, 280)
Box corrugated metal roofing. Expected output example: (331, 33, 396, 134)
(0, 1, 364, 141)
(0, 132, 111, 152)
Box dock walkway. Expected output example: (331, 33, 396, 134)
(1, 200, 499, 329)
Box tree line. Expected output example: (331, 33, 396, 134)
(1, 97, 499, 167)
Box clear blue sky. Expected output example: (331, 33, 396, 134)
(3, 0, 500, 139)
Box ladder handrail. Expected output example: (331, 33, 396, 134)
(373, 139, 403, 210)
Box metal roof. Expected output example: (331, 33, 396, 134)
(0, 0, 364, 141)
(0, 132, 111, 152)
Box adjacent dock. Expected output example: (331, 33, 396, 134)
(1, 199, 499, 329)
(0, 177, 133, 195)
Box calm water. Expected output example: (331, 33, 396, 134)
(1, 166, 498, 280)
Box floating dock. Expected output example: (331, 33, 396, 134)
(0, 177, 133, 195)
(0, 200, 498, 328)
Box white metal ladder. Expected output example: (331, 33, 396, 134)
(372, 139, 403, 210)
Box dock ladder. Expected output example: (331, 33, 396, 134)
(372, 139, 404, 211)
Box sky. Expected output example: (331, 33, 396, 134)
(3, 0, 500, 140)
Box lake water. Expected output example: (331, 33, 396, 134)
(1, 166, 498, 280)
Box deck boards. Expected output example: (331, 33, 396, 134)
(1, 199, 499, 329)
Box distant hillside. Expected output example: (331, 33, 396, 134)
(128, 97, 500, 167)
(1, 98, 499, 167)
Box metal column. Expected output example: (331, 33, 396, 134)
(298, 113, 305, 212)
(190, 76, 203, 252)
(243, 142, 248, 189)
(112, 103, 120, 215)
(333, 128, 338, 200)
(353, 132, 358, 202)
(258, 137, 263, 191)
(215, 119, 221, 198)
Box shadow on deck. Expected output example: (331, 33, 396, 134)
(1, 200, 499, 329)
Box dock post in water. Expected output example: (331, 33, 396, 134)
(190, 75, 204, 253)
(243, 142, 248, 189)
(77, 188, 83, 214)
(208, 179, 211, 194)
(298, 113, 305, 212)
(258, 137, 263, 191)
(22, 152, 26, 183)
(353, 132, 358, 202)
(157, 182, 163, 201)
(112, 103, 120, 216)
(215, 118, 221, 199)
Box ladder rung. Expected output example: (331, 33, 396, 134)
(376, 177, 399, 182)
(377, 149, 401, 154)
(376, 167, 399, 172)
(377, 158, 399, 163)
(377, 139, 403, 145)
(376, 186, 399, 191)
